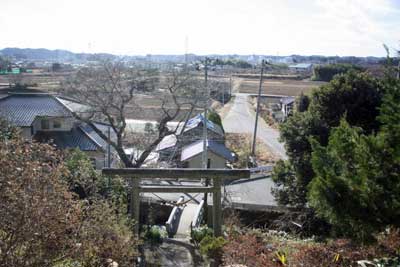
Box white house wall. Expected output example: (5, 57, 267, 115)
(187, 152, 227, 169)
(32, 117, 74, 134)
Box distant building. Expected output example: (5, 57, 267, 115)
(280, 96, 295, 119)
(288, 63, 313, 72)
(0, 90, 117, 169)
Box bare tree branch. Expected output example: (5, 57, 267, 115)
(61, 61, 203, 168)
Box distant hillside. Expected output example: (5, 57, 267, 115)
(0, 48, 116, 62)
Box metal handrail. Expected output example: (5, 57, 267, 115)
(166, 196, 184, 237)
(191, 199, 205, 229)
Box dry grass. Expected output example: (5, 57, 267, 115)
(249, 97, 279, 129)
(225, 133, 278, 168)
(239, 78, 326, 96)
(223, 228, 400, 267)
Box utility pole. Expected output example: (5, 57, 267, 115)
(202, 57, 209, 169)
(107, 125, 111, 191)
(229, 74, 232, 99)
(202, 57, 210, 226)
(222, 81, 225, 105)
(108, 126, 111, 168)
(251, 59, 265, 157)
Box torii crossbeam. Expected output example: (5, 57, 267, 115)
(102, 168, 250, 237)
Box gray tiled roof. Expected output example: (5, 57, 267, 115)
(34, 127, 100, 151)
(0, 94, 72, 126)
(34, 122, 117, 152)
(56, 97, 89, 113)
(181, 140, 234, 162)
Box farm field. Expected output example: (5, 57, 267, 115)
(0, 72, 224, 121)
(239, 78, 326, 96)
(0, 72, 71, 91)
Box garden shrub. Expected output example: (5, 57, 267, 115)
(0, 126, 138, 267)
(199, 236, 227, 259)
(144, 225, 166, 245)
(191, 226, 213, 247)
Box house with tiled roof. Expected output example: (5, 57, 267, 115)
(156, 113, 234, 168)
(180, 140, 234, 168)
(0, 90, 116, 169)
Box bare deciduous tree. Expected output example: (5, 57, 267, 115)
(62, 61, 204, 168)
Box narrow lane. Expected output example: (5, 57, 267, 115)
(223, 93, 287, 160)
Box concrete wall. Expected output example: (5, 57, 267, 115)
(187, 151, 227, 169)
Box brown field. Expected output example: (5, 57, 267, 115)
(0, 72, 221, 121)
(0, 72, 71, 91)
(239, 78, 326, 96)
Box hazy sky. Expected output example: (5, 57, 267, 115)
(1, 0, 399, 56)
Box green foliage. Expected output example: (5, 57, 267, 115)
(144, 225, 166, 245)
(309, 71, 382, 132)
(308, 121, 377, 240)
(53, 259, 82, 267)
(64, 148, 100, 199)
(211, 58, 253, 69)
(191, 226, 214, 246)
(64, 149, 127, 212)
(273, 71, 382, 208)
(312, 63, 364, 82)
(309, 76, 400, 242)
(207, 111, 224, 132)
(273, 112, 329, 207)
(296, 92, 310, 112)
(199, 236, 227, 258)
(52, 62, 62, 72)
(0, 118, 19, 141)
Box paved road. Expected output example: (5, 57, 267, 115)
(223, 93, 287, 160)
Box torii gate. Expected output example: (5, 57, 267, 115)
(102, 168, 250, 236)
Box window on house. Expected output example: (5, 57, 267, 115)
(53, 120, 62, 129)
(207, 159, 211, 169)
(41, 119, 50, 130)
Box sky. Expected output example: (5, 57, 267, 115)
(0, 0, 399, 57)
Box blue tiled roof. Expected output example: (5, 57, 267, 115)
(183, 114, 224, 136)
(181, 140, 234, 162)
(34, 127, 100, 151)
(79, 122, 117, 151)
(0, 94, 72, 126)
